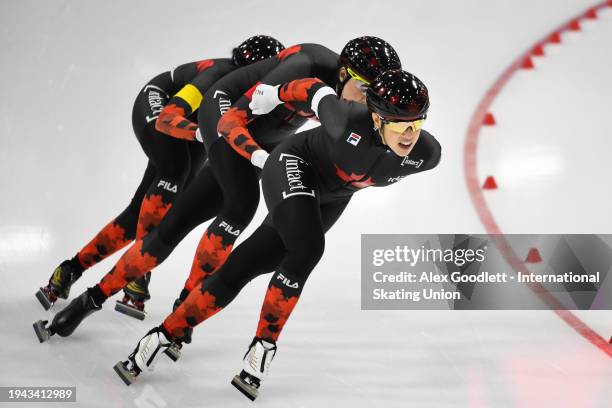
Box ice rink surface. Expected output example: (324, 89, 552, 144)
(0, 0, 610, 406)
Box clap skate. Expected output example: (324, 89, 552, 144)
(33, 288, 101, 343)
(113, 326, 180, 386)
(115, 275, 150, 320)
(231, 337, 277, 401)
(36, 259, 83, 310)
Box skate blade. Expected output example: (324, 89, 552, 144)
(164, 345, 181, 362)
(35, 288, 53, 310)
(114, 300, 146, 320)
(33, 320, 51, 343)
(113, 361, 136, 386)
(231, 375, 258, 401)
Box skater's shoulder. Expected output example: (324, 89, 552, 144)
(414, 129, 441, 168)
(283, 43, 339, 61)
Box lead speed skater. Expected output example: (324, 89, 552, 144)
(114, 69, 441, 401)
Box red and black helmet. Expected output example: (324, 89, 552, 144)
(232, 35, 285, 67)
(366, 70, 429, 121)
(339, 36, 402, 83)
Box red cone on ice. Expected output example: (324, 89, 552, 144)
(525, 248, 542, 263)
(568, 19, 581, 31)
(521, 57, 535, 69)
(482, 176, 497, 190)
(549, 32, 562, 43)
(483, 112, 496, 126)
(585, 8, 598, 19)
(532, 44, 545, 56)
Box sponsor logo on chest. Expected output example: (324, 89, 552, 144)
(346, 132, 362, 146)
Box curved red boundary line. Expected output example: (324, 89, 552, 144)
(464, 1, 612, 357)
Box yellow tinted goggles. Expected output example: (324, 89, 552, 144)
(381, 117, 425, 133)
(346, 66, 371, 86)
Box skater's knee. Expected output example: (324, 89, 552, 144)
(223, 191, 259, 225)
(159, 163, 190, 186)
(285, 232, 325, 277)
(115, 204, 140, 240)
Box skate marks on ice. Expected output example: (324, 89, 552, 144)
(7, 294, 187, 408)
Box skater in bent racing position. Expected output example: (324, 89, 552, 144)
(115, 69, 441, 400)
(35, 36, 285, 319)
(33, 37, 402, 342)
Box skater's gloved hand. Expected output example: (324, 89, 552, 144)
(250, 149, 269, 169)
(249, 84, 282, 115)
(195, 128, 203, 143)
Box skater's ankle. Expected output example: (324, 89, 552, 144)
(88, 285, 107, 305)
(254, 336, 277, 347)
(160, 323, 177, 342)
(70, 255, 87, 274)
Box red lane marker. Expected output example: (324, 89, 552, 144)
(521, 57, 535, 69)
(482, 176, 498, 190)
(549, 32, 562, 43)
(463, 1, 612, 358)
(532, 44, 545, 56)
(568, 19, 581, 31)
(483, 112, 496, 125)
(585, 8, 598, 19)
(525, 248, 542, 263)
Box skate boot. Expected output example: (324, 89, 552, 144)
(115, 274, 151, 320)
(33, 288, 102, 343)
(113, 326, 180, 386)
(231, 337, 277, 401)
(36, 259, 83, 310)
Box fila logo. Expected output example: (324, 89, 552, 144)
(157, 180, 178, 193)
(219, 221, 240, 236)
(401, 156, 424, 168)
(277, 272, 299, 289)
(346, 132, 361, 146)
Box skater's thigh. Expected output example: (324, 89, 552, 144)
(219, 224, 286, 287)
(185, 142, 207, 184)
(208, 138, 260, 209)
(137, 123, 191, 179)
(115, 161, 158, 237)
(320, 197, 352, 233)
(157, 164, 223, 247)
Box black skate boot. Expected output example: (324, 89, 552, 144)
(231, 337, 277, 401)
(33, 288, 102, 343)
(113, 326, 180, 386)
(115, 274, 151, 320)
(36, 259, 83, 310)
